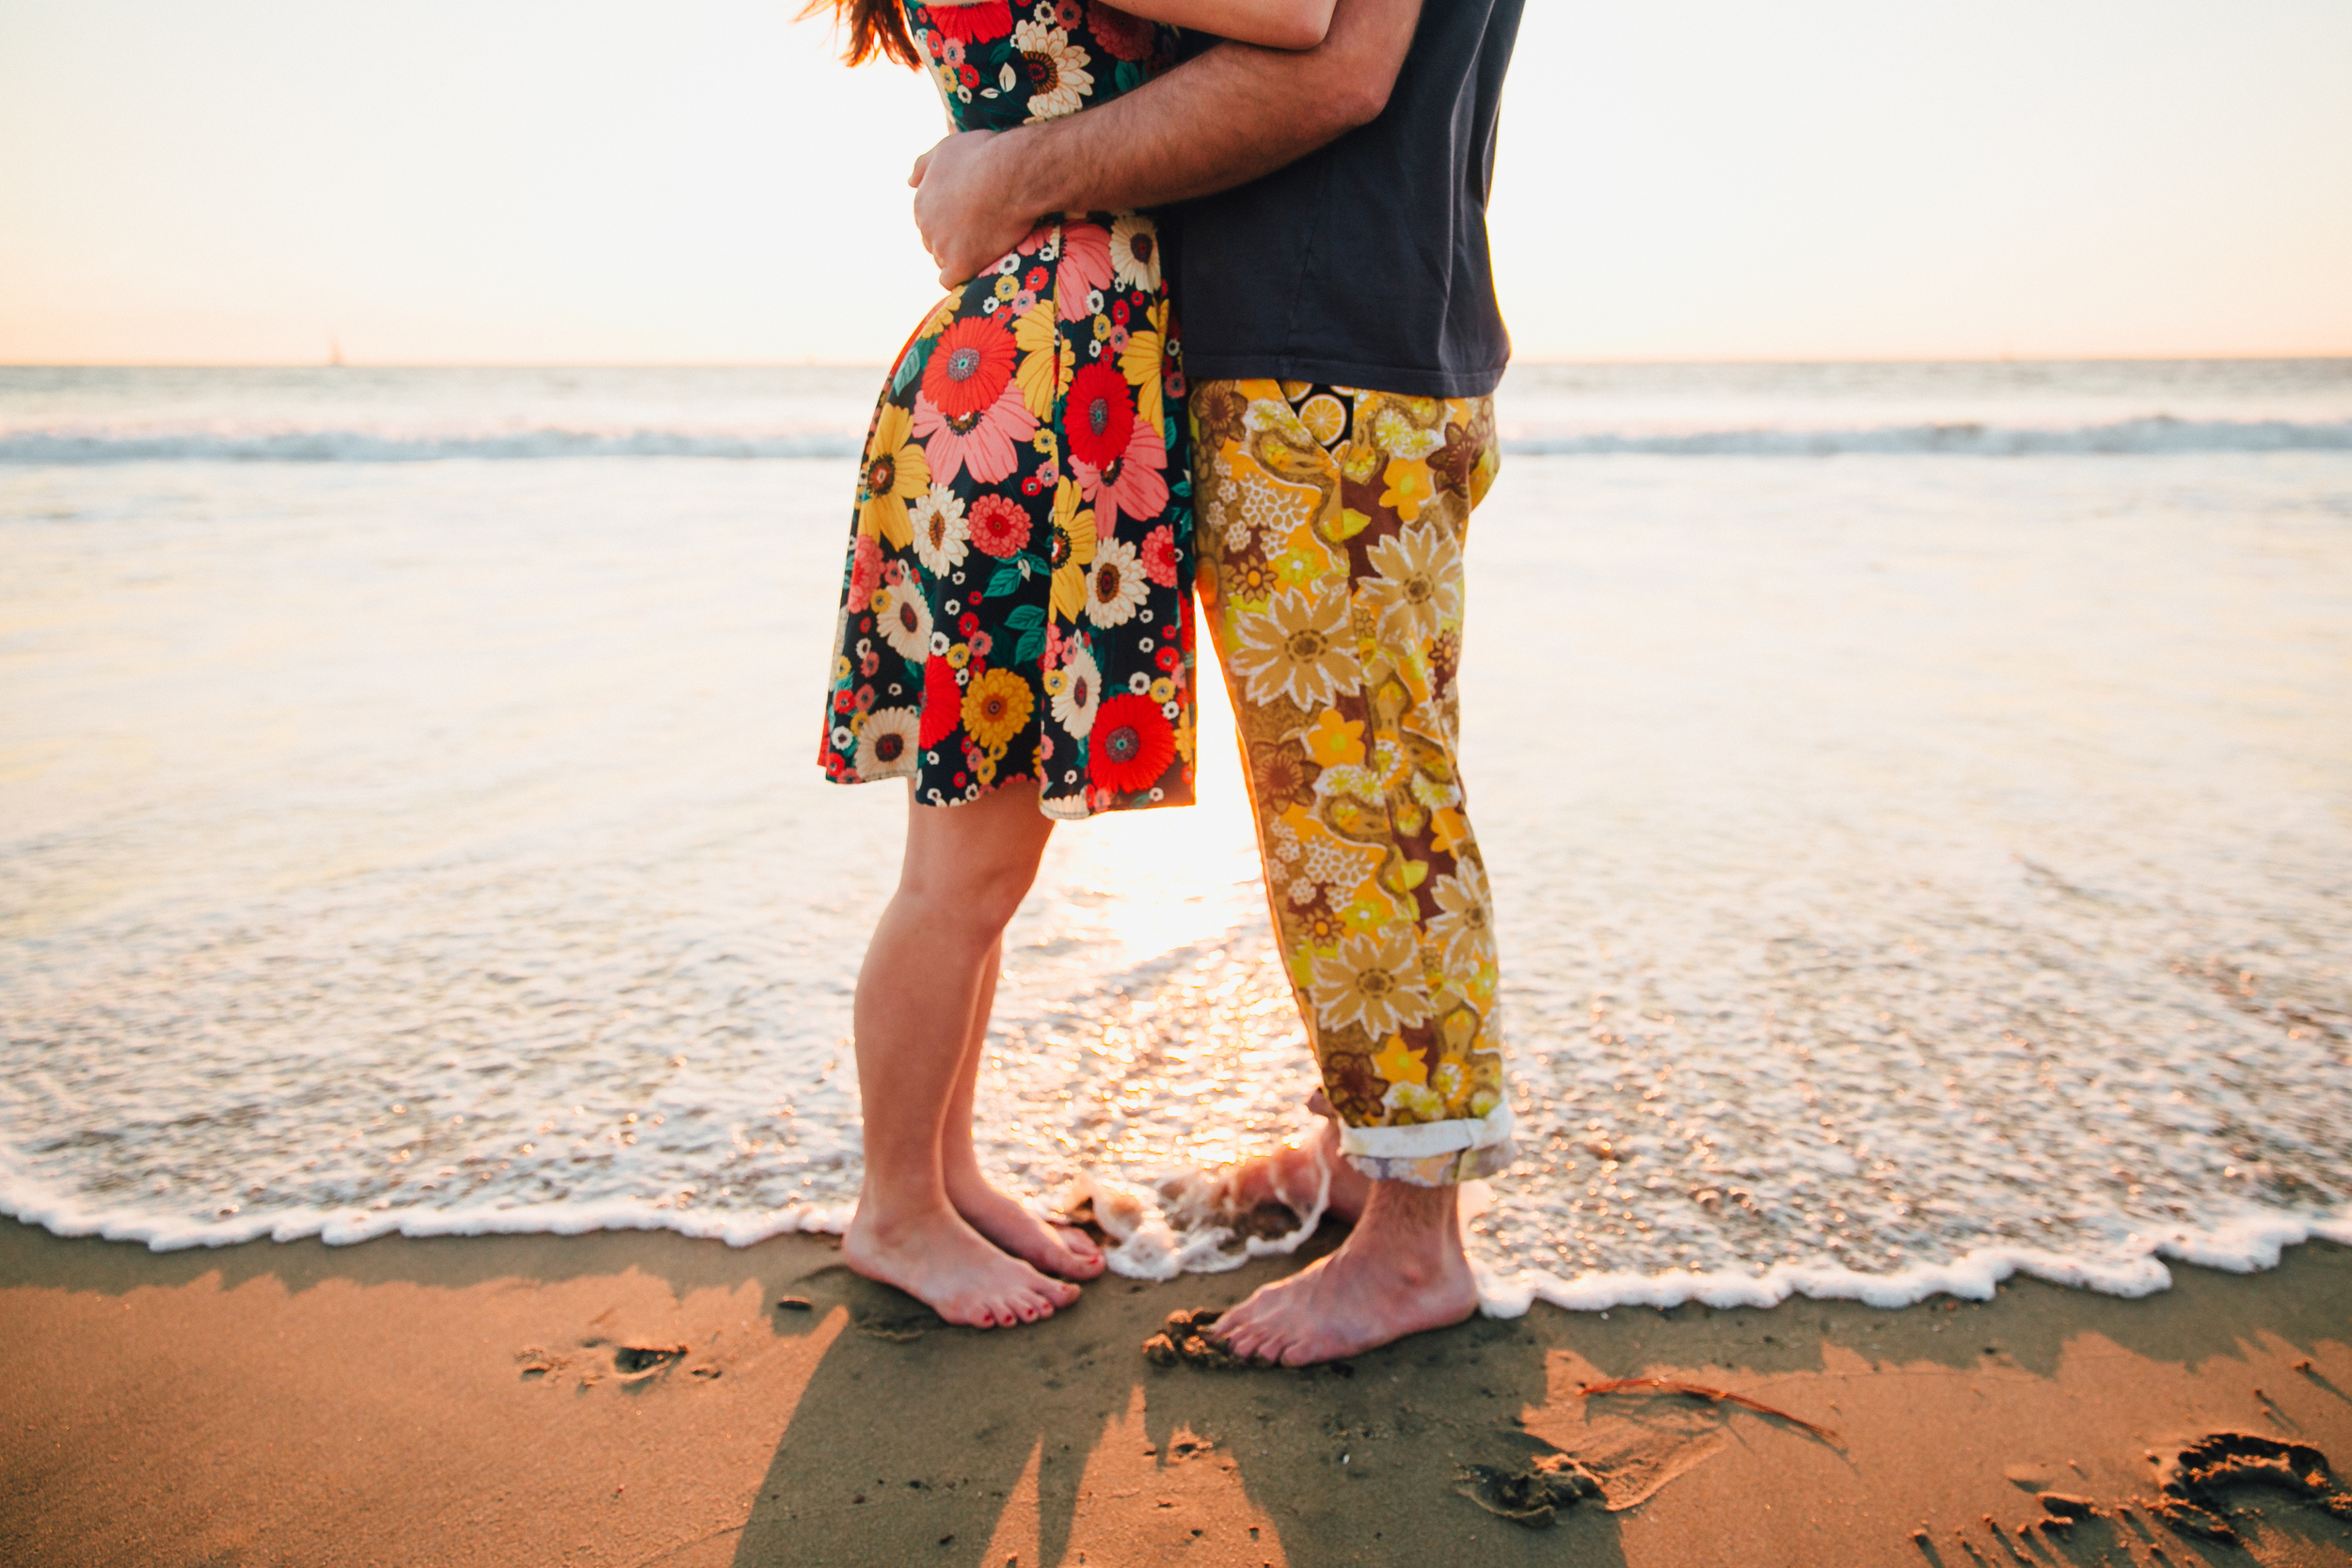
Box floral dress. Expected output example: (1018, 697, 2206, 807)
(819, 1, 1196, 819)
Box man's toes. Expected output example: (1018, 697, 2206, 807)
(1216, 1316, 1265, 1359)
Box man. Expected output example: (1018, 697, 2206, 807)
(913, 0, 1524, 1365)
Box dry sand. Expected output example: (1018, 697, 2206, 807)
(3, 1218, 2347, 1567)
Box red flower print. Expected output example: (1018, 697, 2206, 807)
(1070, 403, 1167, 535)
(1089, 2, 1155, 60)
(1154, 643, 1178, 671)
(1089, 692, 1174, 794)
(1056, 222, 1114, 322)
(928, 1, 1011, 44)
(921, 656, 962, 747)
(1064, 360, 1136, 472)
(1139, 523, 1178, 588)
(847, 532, 882, 611)
(921, 317, 1016, 420)
(914, 379, 1039, 487)
(967, 493, 1032, 557)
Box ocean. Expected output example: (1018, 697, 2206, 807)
(3, 359, 2347, 1315)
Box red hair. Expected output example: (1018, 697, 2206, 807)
(802, 0, 920, 69)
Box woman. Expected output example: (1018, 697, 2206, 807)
(811, 0, 1336, 1328)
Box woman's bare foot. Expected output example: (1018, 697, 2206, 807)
(946, 1171, 1107, 1281)
(843, 1204, 1079, 1327)
(1212, 1180, 1475, 1365)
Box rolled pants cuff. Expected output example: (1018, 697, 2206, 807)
(1340, 1102, 1516, 1187)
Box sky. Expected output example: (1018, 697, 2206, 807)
(1, 0, 2347, 364)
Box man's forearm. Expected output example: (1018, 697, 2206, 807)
(998, 0, 1423, 215)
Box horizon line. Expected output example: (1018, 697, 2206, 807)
(4, 352, 2349, 372)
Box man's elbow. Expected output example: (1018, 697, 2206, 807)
(1314, 24, 1407, 130)
(1321, 73, 1393, 132)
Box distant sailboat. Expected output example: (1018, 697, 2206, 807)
(327, 338, 345, 367)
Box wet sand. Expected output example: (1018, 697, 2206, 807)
(3, 1221, 2347, 1567)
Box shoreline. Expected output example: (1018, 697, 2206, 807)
(9, 1182, 2348, 1321)
(5, 1218, 2347, 1566)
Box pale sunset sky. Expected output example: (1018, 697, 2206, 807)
(2, 0, 2347, 364)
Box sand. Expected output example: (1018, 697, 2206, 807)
(3, 1219, 2347, 1567)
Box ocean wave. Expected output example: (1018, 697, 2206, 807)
(3, 416, 2349, 465)
(1500, 416, 2352, 457)
(0, 426, 866, 464)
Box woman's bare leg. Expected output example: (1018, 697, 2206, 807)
(841, 782, 1076, 1326)
(941, 938, 1107, 1280)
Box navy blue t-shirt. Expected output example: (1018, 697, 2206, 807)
(1172, 0, 1525, 398)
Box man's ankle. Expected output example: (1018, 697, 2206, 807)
(1354, 1180, 1467, 1268)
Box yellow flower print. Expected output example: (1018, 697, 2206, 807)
(1013, 299, 1063, 420)
(1378, 457, 1433, 522)
(1372, 1034, 1427, 1088)
(858, 403, 929, 549)
(1308, 926, 1430, 1034)
(1430, 805, 1472, 856)
(1118, 300, 1168, 434)
(1371, 397, 1447, 461)
(1382, 1079, 1447, 1124)
(961, 667, 1033, 752)
(1048, 477, 1097, 623)
(945, 642, 971, 670)
(1430, 858, 1496, 972)
(1430, 1058, 1472, 1117)
(1302, 707, 1366, 767)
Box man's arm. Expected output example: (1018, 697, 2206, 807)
(910, 0, 1423, 285)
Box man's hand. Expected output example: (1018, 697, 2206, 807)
(910, 130, 1037, 287)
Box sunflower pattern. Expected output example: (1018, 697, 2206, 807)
(1192, 378, 1513, 1185)
(820, 2, 1195, 818)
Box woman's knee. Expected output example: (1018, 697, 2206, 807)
(897, 797, 1051, 935)
(900, 859, 1033, 938)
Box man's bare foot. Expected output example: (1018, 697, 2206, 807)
(843, 1203, 1079, 1327)
(1208, 1101, 1374, 1226)
(1212, 1180, 1476, 1366)
(946, 1170, 1107, 1281)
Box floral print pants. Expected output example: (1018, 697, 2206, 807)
(1191, 379, 1515, 1186)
